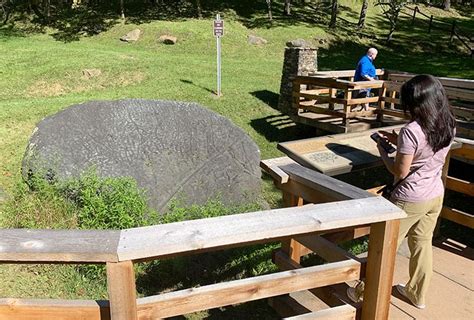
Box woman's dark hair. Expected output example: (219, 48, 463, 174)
(400, 74, 456, 152)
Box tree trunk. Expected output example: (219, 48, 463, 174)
(329, 0, 338, 28)
(358, 0, 368, 29)
(195, 0, 202, 18)
(120, 0, 125, 19)
(284, 0, 291, 15)
(386, 10, 399, 42)
(266, 0, 273, 21)
(442, 0, 450, 10)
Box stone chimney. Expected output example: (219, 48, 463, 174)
(278, 40, 317, 116)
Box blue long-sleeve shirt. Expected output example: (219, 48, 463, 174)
(354, 55, 376, 81)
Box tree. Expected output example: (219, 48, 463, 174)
(195, 0, 202, 18)
(266, 0, 273, 21)
(358, 0, 369, 29)
(376, 0, 408, 41)
(284, 0, 291, 15)
(442, 0, 450, 10)
(329, 0, 338, 28)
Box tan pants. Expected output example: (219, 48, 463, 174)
(392, 195, 444, 306)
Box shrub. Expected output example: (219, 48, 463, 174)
(59, 170, 156, 230)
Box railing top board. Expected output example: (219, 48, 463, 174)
(116, 197, 404, 262)
(0, 229, 120, 263)
(293, 76, 385, 90)
(310, 69, 385, 78)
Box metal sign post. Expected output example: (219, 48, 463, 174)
(213, 14, 224, 97)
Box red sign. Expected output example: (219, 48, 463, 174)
(213, 20, 224, 37)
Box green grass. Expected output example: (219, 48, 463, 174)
(0, 1, 473, 317)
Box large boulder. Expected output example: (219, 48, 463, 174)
(247, 35, 267, 45)
(23, 99, 261, 213)
(120, 29, 142, 42)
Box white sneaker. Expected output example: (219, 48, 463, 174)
(396, 284, 426, 309)
(347, 281, 364, 303)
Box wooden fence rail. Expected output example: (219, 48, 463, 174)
(403, 6, 473, 57)
(0, 172, 405, 320)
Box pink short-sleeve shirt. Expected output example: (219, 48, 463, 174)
(391, 121, 452, 202)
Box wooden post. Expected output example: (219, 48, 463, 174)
(390, 91, 396, 109)
(428, 15, 433, 33)
(377, 85, 387, 122)
(107, 261, 138, 320)
(281, 191, 304, 264)
(411, 7, 417, 26)
(362, 220, 400, 320)
(329, 88, 336, 110)
(434, 150, 452, 237)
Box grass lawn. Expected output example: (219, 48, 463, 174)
(0, 1, 472, 317)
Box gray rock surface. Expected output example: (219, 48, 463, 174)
(120, 29, 142, 42)
(247, 35, 267, 45)
(158, 35, 177, 44)
(23, 99, 261, 213)
(286, 39, 309, 48)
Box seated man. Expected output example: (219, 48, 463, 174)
(354, 48, 378, 111)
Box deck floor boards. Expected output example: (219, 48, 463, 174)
(389, 238, 473, 319)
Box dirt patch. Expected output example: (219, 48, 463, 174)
(27, 81, 66, 97)
(26, 71, 146, 97)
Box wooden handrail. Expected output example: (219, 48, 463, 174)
(1, 158, 407, 320)
(0, 229, 120, 263)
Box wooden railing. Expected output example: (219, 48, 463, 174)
(441, 138, 474, 229)
(261, 159, 406, 319)
(0, 171, 405, 320)
(292, 70, 474, 131)
(403, 6, 473, 57)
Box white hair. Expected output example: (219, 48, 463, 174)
(367, 48, 378, 55)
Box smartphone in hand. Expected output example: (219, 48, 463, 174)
(370, 132, 396, 154)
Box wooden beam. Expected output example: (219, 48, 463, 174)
(322, 226, 371, 244)
(284, 304, 356, 320)
(136, 260, 361, 319)
(379, 109, 410, 119)
(387, 73, 474, 90)
(0, 299, 110, 320)
(451, 143, 474, 160)
(446, 176, 474, 196)
(301, 105, 377, 119)
(440, 206, 474, 229)
(312, 69, 384, 78)
(362, 220, 400, 320)
(445, 87, 474, 102)
(260, 157, 292, 184)
(116, 197, 404, 262)
(0, 229, 120, 263)
(106, 261, 137, 320)
(280, 163, 375, 201)
(295, 235, 361, 264)
(276, 180, 340, 204)
(273, 250, 347, 308)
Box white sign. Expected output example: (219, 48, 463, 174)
(213, 20, 224, 37)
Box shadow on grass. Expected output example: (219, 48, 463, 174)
(0, 0, 359, 41)
(181, 79, 215, 94)
(250, 90, 279, 111)
(250, 114, 316, 144)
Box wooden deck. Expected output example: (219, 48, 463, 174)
(389, 237, 473, 320)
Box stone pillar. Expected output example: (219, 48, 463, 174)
(278, 44, 317, 116)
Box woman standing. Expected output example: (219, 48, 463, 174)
(348, 74, 456, 309)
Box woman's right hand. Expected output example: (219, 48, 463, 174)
(378, 130, 398, 145)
